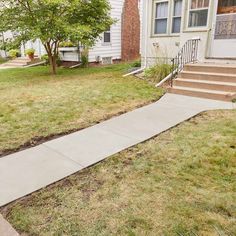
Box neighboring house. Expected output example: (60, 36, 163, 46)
(141, 0, 236, 66)
(141, 0, 236, 102)
(21, 0, 141, 64)
(0, 31, 14, 58)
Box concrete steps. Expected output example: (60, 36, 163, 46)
(0, 57, 30, 67)
(168, 86, 235, 102)
(184, 63, 236, 74)
(173, 78, 236, 92)
(179, 71, 236, 83)
(168, 63, 236, 101)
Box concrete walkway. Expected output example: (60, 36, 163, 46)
(0, 214, 19, 236)
(0, 94, 234, 207)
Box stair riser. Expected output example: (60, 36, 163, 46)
(3, 63, 25, 67)
(168, 88, 233, 102)
(173, 80, 236, 92)
(11, 61, 28, 64)
(180, 72, 236, 83)
(184, 65, 236, 74)
(12, 60, 30, 63)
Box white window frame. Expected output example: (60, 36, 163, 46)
(153, 0, 170, 36)
(171, 0, 183, 34)
(187, 0, 210, 29)
(102, 27, 111, 45)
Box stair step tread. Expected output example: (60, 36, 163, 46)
(171, 86, 235, 95)
(175, 78, 236, 86)
(186, 63, 236, 69)
(181, 71, 236, 77)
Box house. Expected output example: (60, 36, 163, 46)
(141, 0, 236, 65)
(20, 0, 141, 65)
(141, 0, 236, 101)
(0, 31, 14, 58)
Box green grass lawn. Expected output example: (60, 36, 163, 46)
(1, 109, 235, 235)
(0, 64, 163, 155)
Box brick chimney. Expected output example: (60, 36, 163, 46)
(121, 0, 140, 61)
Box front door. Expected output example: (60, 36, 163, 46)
(211, 0, 236, 58)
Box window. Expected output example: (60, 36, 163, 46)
(172, 0, 182, 33)
(188, 0, 209, 27)
(154, 1, 169, 34)
(103, 27, 111, 43)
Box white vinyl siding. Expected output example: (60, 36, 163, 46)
(88, 0, 125, 62)
(20, 0, 129, 62)
(154, 1, 169, 34)
(188, 0, 209, 27)
(172, 0, 182, 33)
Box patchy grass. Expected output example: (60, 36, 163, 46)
(0, 64, 163, 155)
(1, 109, 235, 235)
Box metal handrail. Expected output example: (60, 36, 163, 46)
(170, 38, 200, 87)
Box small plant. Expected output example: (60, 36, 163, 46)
(41, 54, 61, 66)
(56, 56, 62, 67)
(8, 49, 20, 58)
(25, 48, 35, 60)
(232, 98, 236, 103)
(131, 60, 141, 68)
(144, 63, 172, 83)
(81, 48, 89, 67)
(59, 41, 76, 47)
(41, 54, 49, 65)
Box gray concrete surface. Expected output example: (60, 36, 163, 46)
(0, 214, 19, 236)
(0, 94, 234, 207)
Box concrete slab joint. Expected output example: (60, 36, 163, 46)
(0, 94, 234, 208)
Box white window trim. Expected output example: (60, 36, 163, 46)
(102, 27, 111, 46)
(186, 0, 210, 30)
(153, 0, 170, 36)
(152, 0, 183, 37)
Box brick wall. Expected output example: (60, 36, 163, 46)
(121, 0, 140, 61)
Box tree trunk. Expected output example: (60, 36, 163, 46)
(48, 54, 56, 75)
(51, 55, 57, 75)
(44, 41, 57, 75)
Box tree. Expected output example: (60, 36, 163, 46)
(0, 0, 114, 74)
(0, 14, 8, 57)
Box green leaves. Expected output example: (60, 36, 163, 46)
(1, 0, 113, 45)
(1, 0, 114, 73)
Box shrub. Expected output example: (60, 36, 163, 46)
(81, 55, 88, 67)
(25, 48, 35, 56)
(41, 54, 49, 65)
(81, 48, 89, 67)
(59, 41, 76, 47)
(8, 49, 20, 58)
(41, 54, 61, 66)
(144, 63, 172, 83)
(56, 57, 62, 66)
(131, 60, 141, 68)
